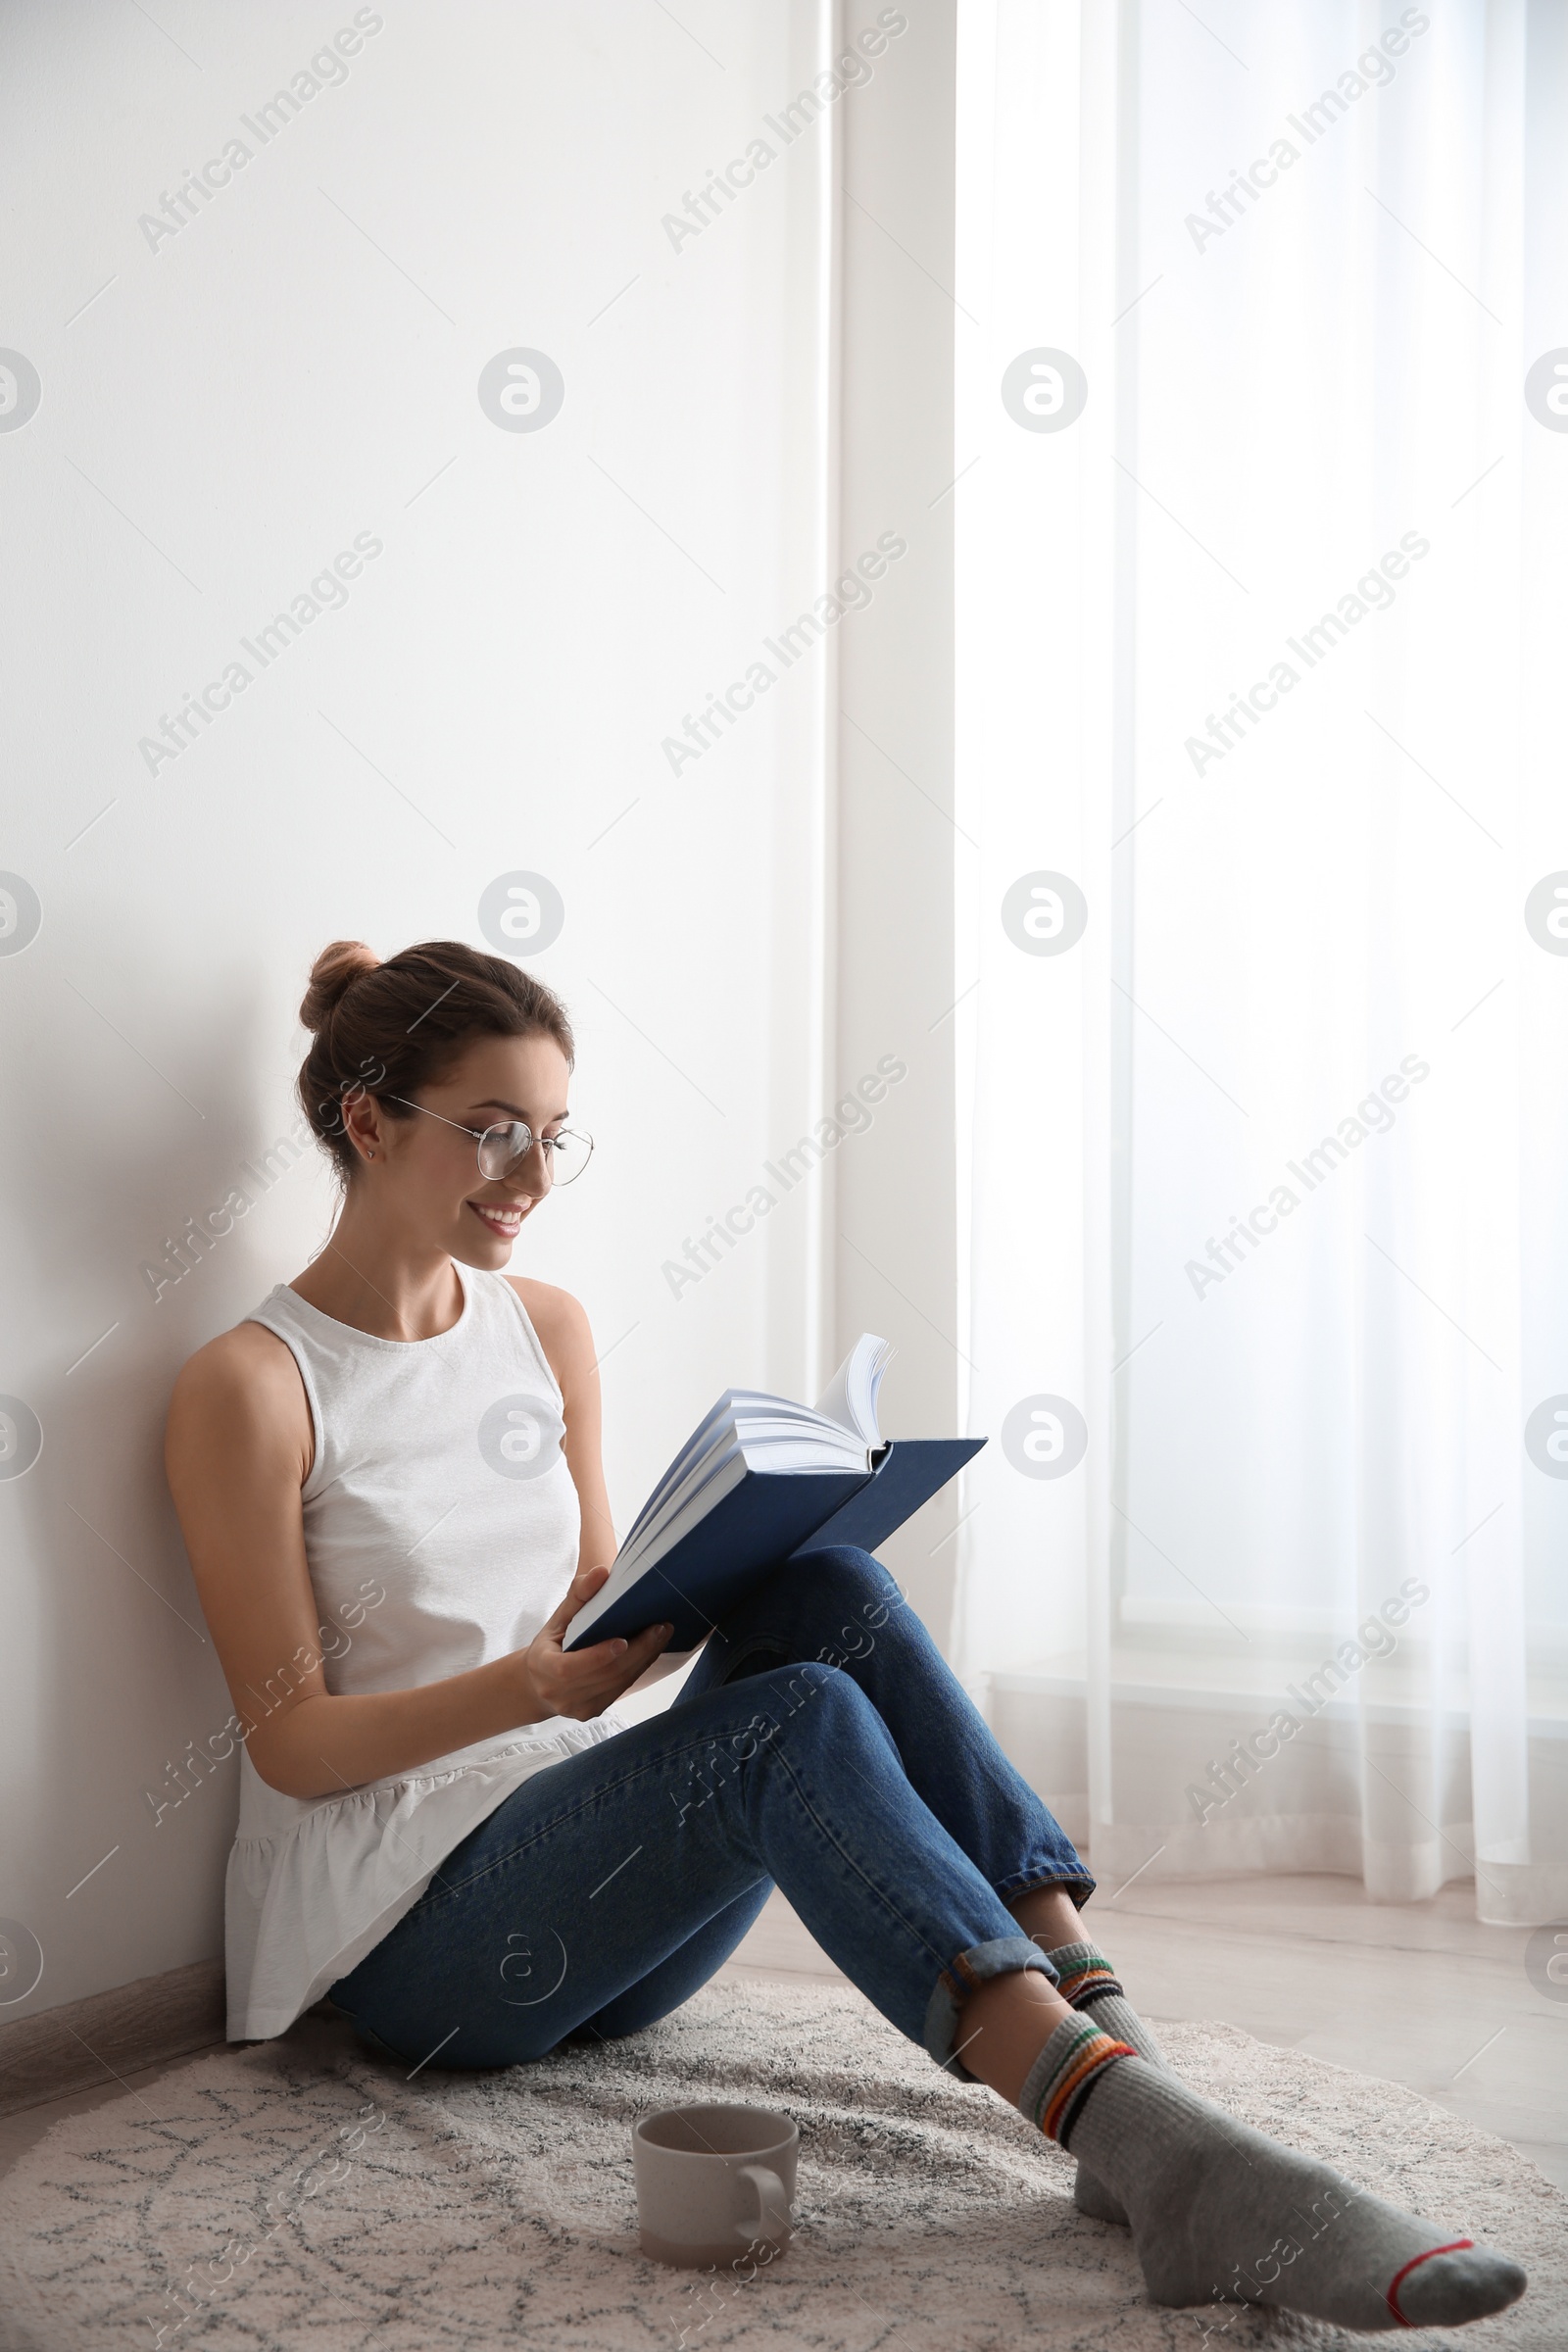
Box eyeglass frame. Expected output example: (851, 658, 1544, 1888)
(369, 1093, 593, 1185)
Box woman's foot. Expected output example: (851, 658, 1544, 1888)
(1026, 2028, 1528, 2330)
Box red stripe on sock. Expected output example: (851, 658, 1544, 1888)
(1385, 2239, 1474, 2327)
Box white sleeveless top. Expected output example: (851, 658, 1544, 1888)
(225, 1265, 629, 2040)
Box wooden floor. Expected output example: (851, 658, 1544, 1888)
(3, 1874, 1564, 2197)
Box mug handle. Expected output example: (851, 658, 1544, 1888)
(734, 2162, 790, 2245)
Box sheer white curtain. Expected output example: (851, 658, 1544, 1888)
(953, 0, 1568, 1924)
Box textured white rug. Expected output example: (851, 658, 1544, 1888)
(0, 1979, 1560, 2351)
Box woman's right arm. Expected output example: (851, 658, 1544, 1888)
(165, 1323, 668, 1801)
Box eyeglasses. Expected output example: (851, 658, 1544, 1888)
(381, 1095, 594, 1186)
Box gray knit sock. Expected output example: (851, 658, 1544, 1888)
(1042, 1938, 1163, 2227)
(1044, 1939, 1164, 2066)
(1018, 2020, 1528, 2331)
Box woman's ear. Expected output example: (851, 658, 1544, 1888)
(340, 1086, 387, 1168)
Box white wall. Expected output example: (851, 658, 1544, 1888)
(834, 0, 960, 1634)
(0, 0, 965, 2017)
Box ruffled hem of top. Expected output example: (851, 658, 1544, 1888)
(225, 1712, 628, 2042)
(232, 1715, 621, 1848)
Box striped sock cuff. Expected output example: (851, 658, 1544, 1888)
(1042, 1938, 1125, 2009)
(1017, 2014, 1136, 2146)
(1061, 1959, 1125, 2008)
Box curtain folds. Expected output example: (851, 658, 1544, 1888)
(953, 0, 1567, 1923)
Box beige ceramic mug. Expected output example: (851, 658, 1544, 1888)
(632, 2102, 798, 2268)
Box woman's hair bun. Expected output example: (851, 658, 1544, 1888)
(299, 940, 380, 1034)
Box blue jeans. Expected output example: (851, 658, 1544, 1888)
(329, 1547, 1091, 2074)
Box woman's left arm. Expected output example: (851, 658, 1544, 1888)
(511, 1277, 615, 1573)
(509, 1279, 697, 1689)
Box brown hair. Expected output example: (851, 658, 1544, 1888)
(297, 939, 575, 1180)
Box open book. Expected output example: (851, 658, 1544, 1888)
(564, 1335, 984, 1651)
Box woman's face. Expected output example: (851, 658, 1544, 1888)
(359, 1031, 576, 1268)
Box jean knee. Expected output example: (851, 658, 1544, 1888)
(744, 1656, 883, 1751)
(808, 1544, 889, 1598)
(804, 1545, 901, 1634)
(749, 1654, 841, 1719)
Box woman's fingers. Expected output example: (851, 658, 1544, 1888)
(569, 1620, 672, 1696)
(574, 1634, 631, 1668)
(607, 1621, 674, 1690)
(567, 1563, 612, 1613)
(541, 1562, 611, 1640)
(525, 1601, 673, 1723)
(574, 1617, 668, 1677)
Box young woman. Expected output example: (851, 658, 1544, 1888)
(167, 939, 1525, 2333)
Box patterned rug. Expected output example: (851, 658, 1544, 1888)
(0, 1979, 1560, 2350)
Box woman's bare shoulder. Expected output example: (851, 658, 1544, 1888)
(504, 1277, 595, 1382)
(167, 1316, 311, 1461)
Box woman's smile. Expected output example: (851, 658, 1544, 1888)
(467, 1199, 529, 1238)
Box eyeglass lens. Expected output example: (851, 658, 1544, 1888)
(476, 1124, 593, 1185)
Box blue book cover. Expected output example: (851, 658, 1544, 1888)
(564, 1437, 985, 1651)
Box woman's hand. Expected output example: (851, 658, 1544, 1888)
(519, 1565, 672, 1722)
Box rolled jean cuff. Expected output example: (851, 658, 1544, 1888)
(923, 1935, 1056, 2079)
(993, 1865, 1096, 1907)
